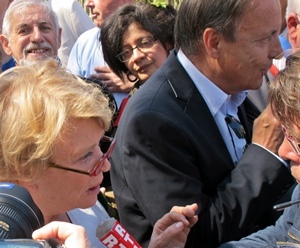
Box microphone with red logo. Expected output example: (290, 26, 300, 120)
(96, 218, 141, 248)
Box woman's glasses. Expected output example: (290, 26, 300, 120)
(116, 37, 157, 62)
(49, 136, 116, 177)
(282, 125, 300, 156)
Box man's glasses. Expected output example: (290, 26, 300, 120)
(116, 37, 157, 62)
(282, 125, 300, 156)
(49, 136, 116, 177)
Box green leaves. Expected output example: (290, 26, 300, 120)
(150, 0, 167, 8)
(136, 0, 167, 8)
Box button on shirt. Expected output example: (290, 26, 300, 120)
(177, 49, 247, 164)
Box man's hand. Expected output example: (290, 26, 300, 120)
(90, 66, 133, 93)
(32, 221, 89, 248)
(148, 203, 198, 248)
(252, 104, 283, 154)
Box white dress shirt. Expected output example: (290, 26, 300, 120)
(177, 50, 247, 164)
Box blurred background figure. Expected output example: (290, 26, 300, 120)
(101, 2, 176, 94)
(50, 0, 95, 66)
(0, 0, 14, 72)
(67, 0, 135, 108)
(0, 0, 62, 66)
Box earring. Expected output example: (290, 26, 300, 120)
(126, 71, 138, 83)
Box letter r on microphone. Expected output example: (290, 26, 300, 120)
(97, 218, 141, 248)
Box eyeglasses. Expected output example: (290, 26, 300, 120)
(116, 37, 157, 62)
(49, 136, 116, 176)
(282, 125, 300, 156)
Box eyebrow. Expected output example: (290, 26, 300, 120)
(16, 21, 52, 29)
(121, 36, 153, 49)
(71, 134, 106, 163)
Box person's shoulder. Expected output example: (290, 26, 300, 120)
(72, 27, 99, 49)
(80, 27, 100, 37)
(51, 0, 74, 9)
(292, 184, 300, 198)
(78, 27, 99, 41)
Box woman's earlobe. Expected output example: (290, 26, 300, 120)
(126, 71, 138, 83)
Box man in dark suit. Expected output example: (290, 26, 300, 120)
(110, 0, 295, 247)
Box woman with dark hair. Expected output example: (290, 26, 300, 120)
(100, 2, 176, 94)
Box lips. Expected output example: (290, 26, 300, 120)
(136, 63, 151, 72)
(91, 12, 98, 20)
(87, 184, 100, 195)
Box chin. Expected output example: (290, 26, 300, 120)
(249, 79, 264, 90)
(80, 197, 98, 209)
(138, 75, 150, 83)
(19, 57, 47, 66)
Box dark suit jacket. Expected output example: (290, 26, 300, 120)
(110, 51, 294, 247)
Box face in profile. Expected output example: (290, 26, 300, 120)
(0, 5, 61, 65)
(29, 118, 111, 220)
(212, 0, 282, 95)
(120, 22, 169, 82)
(85, 0, 132, 28)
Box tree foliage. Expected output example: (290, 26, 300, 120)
(78, 0, 182, 10)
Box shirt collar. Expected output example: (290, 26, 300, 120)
(177, 49, 247, 116)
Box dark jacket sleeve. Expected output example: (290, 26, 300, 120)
(220, 185, 300, 248)
(111, 110, 294, 247)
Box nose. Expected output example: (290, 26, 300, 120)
(132, 47, 146, 62)
(85, 0, 93, 8)
(278, 137, 299, 162)
(30, 26, 43, 43)
(270, 35, 283, 59)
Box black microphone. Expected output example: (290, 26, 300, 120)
(96, 217, 141, 248)
(273, 199, 300, 211)
(0, 238, 64, 247)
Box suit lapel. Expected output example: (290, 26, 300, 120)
(238, 97, 261, 144)
(161, 51, 233, 166)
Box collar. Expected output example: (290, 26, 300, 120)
(177, 49, 247, 117)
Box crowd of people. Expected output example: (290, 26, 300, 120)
(1, 0, 300, 247)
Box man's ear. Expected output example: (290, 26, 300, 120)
(0, 35, 13, 56)
(202, 27, 220, 59)
(287, 13, 299, 45)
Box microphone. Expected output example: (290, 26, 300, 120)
(96, 218, 141, 248)
(273, 199, 300, 211)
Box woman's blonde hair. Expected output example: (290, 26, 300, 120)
(0, 59, 113, 182)
(269, 51, 300, 138)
